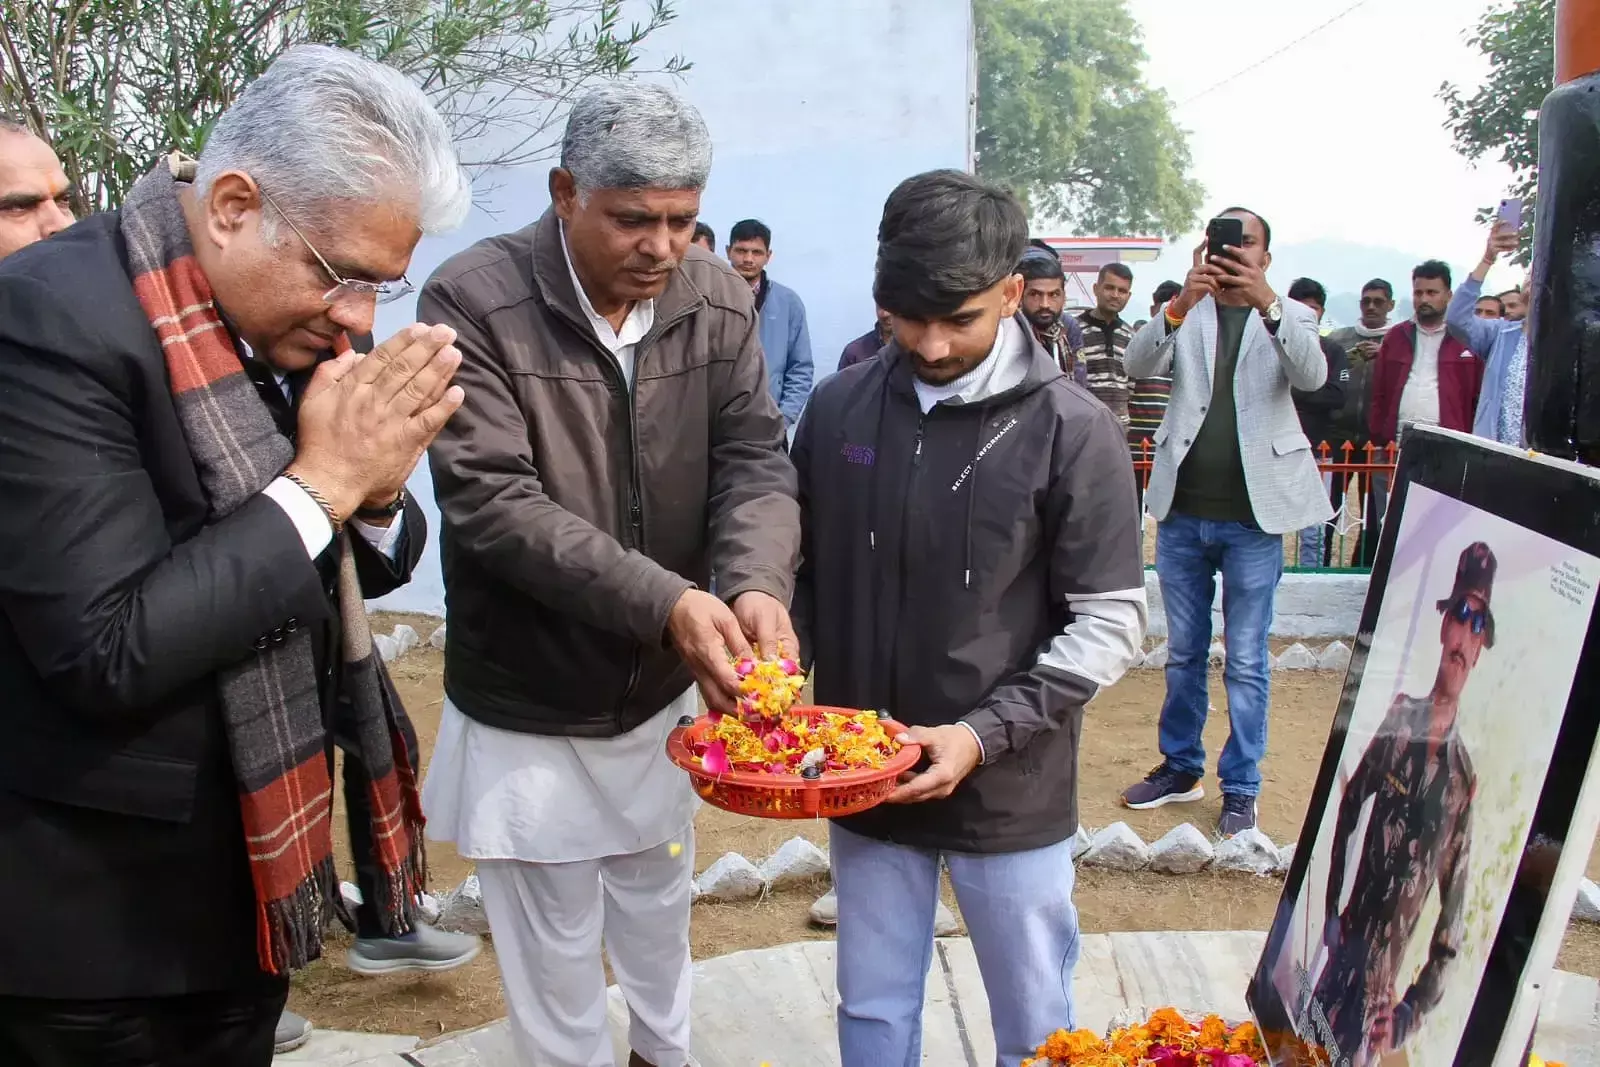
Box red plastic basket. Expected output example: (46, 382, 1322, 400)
(665, 705, 922, 819)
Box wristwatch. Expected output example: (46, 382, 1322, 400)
(355, 488, 407, 522)
(1262, 298, 1283, 326)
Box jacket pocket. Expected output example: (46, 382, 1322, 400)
(1, 741, 200, 823)
(1272, 432, 1313, 457)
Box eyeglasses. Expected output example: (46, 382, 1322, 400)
(256, 184, 415, 306)
(1448, 598, 1489, 635)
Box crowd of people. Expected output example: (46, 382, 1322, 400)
(0, 41, 1538, 1067)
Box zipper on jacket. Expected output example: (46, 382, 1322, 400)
(886, 414, 927, 716)
(612, 301, 700, 725)
(544, 298, 706, 727)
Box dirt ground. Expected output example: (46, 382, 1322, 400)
(287, 613, 1600, 1038)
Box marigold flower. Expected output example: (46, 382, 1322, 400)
(689, 658, 899, 775)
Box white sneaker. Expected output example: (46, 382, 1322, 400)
(809, 888, 960, 935)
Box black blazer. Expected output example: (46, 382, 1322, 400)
(0, 213, 425, 998)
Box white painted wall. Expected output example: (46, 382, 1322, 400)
(368, 0, 975, 615)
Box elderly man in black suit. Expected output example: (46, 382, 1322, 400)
(0, 46, 472, 1067)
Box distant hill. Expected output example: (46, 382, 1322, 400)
(1268, 238, 1446, 331)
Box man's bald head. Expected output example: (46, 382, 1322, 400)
(0, 119, 75, 261)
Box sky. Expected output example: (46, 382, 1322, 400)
(1124, 0, 1528, 318)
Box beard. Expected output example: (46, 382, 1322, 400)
(1025, 308, 1059, 331)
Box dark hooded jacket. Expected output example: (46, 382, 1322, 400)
(792, 315, 1146, 853)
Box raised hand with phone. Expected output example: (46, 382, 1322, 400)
(1167, 212, 1280, 323)
(1472, 201, 1521, 284)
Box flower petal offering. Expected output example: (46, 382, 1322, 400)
(663, 657, 920, 820)
(697, 656, 900, 776)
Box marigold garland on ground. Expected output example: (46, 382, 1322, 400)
(1023, 1011, 1565, 1067)
(1023, 1009, 1268, 1067)
(690, 656, 900, 775)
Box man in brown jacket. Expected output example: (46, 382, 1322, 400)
(419, 83, 800, 1067)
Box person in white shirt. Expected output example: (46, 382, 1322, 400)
(1369, 260, 1486, 448)
(419, 84, 800, 1067)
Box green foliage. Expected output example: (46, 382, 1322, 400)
(1439, 0, 1554, 265)
(973, 0, 1202, 238)
(0, 0, 687, 212)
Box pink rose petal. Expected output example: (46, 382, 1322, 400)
(701, 740, 732, 775)
(1201, 1053, 1256, 1067)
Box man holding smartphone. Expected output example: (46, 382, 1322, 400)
(1122, 208, 1331, 837)
(1449, 217, 1527, 446)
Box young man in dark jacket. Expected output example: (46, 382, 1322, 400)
(792, 171, 1147, 1067)
(1285, 277, 1348, 567)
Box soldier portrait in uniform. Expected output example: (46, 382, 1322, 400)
(1250, 459, 1600, 1067)
(1311, 542, 1491, 1066)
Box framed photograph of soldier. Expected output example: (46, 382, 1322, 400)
(1248, 426, 1600, 1067)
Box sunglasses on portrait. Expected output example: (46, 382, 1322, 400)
(1448, 598, 1489, 635)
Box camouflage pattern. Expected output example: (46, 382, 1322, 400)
(1313, 691, 1477, 1066)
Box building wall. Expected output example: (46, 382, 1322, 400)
(370, 0, 974, 615)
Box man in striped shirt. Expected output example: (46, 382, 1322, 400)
(1128, 280, 1181, 454)
(1075, 263, 1136, 426)
(1128, 280, 1181, 548)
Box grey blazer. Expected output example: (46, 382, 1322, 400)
(1125, 295, 1334, 536)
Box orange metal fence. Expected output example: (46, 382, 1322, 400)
(1130, 440, 1399, 571)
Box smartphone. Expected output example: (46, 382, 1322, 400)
(1497, 197, 1523, 231)
(1206, 216, 1245, 262)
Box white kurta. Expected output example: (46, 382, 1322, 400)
(423, 690, 700, 863)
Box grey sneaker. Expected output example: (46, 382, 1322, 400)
(808, 888, 959, 935)
(1122, 763, 1204, 810)
(1218, 793, 1258, 838)
(808, 888, 838, 926)
(345, 922, 482, 976)
(274, 1009, 312, 1054)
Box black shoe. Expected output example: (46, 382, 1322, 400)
(1218, 793, 1258, 838)
(1121, 762, 1205, 809)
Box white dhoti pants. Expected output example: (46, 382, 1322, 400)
(476, 832, 695, 1067)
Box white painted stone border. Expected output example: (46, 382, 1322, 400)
(1132, 638, 1353, 673)
(433, 830, 1599, 928)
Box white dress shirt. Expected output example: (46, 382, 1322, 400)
(421, 227, 700, 864)
(1397, 322, 1447, 432)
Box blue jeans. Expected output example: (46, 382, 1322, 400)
(831, 824, 1080, 1067)
(1154, 512, 1283, 797)
(1296, 524, 1325, 568)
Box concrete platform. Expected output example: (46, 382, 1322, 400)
(274, 1028, 418, 1065)
(296, 932, 1596, 1066)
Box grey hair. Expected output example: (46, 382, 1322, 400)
(195, 45, 471, 239)
(560, 83, 711, 194)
